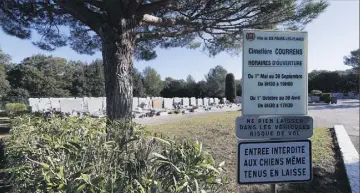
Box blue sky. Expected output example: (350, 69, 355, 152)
(0, 1, 359, 81)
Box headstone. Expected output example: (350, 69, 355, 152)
(190, 97, 197, 106)
(235, 96, 242, 104)
(87, 98, 103, 113)
(138, 98, 147, 109)
(222, 98, 227, 104)
(203, 98, 209, 106)
(214, 98, 220, 105)
(60, 99, 82, 113)
(209, 98, 214, 105)
(38, 98, 51, 111)
(133, 97, 139, 110)
(164, 98, 173, 109)
(49, 98, 61, 110)
(197, 98, 203, 106)
(174, 97, 181, 104)
(310, 96, 320, 103)
(102, 97, 106, 111)
(29, 98, 40, 112)
(152, 99, 163, 109)
(182, 97, 190, 107)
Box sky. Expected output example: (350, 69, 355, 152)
(0, 1, 359, 82)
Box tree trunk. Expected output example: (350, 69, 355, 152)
(100, 21, 136, 122)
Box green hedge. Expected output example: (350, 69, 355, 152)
(5, 103, 27, 115)
(1, 115, 227, 192)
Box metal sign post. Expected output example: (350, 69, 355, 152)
(271, 184, 276, 193)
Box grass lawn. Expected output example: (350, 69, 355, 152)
(146, 111, 351, 193)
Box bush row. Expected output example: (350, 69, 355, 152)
(0, 115, 227, 193)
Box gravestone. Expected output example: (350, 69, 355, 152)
(203, 98, 209, 106)
(138, 98, 147, 109)
(60, 99, 82, 113)
(133, 97, 139, 109)
(145, 97, 152, 109)
(235, 96, 242, 104)
(209, 98, 214, 105)
(190, 97, 197, 106)
(49, 98, 61, 110)
(164, 98, 173, 109)
(214, 98, 219, 105)
(310, 96, 320, 103)
(87, 98, 103, 113)
(197, 98, 203, 106)
(28, 98, 40, 112)
(174, 97, 181, 104)
(152, 99, 163, 109)
(182, 97, 190, 107)
(38, 98, 51, 112)
(102, 97, 106, 111)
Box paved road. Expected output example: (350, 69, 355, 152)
(135, 99, 360, 152)
(308, 99, 360, 153)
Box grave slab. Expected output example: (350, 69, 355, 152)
(164, 98, 174, 109)
(182, 97, 190, 107)
(197, 98, 203, 106)
(190, 97, 197, 106)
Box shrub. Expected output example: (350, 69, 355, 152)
(1, 115, 227, 192)
(320, 93, 331, 104)
(310, 90, 322, 95)
(5, 103, 27, 116)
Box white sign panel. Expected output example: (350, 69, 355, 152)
(235, 115, 313, 139)
(237, 140, 312, 184)
(242, 29, 308, 115)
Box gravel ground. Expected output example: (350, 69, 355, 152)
(135, 99, 360, 152)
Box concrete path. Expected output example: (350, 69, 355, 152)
(308, 99, 360, 153)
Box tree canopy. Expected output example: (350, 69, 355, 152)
(0, 48, 10, 97)
(142, 66, 163, 96)
(344, 48, 360, 70)
(0, 0, 329, 120)
(0, 0, 328, 59)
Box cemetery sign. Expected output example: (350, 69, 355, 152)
(237, 140, 312, 184)
(242, 29, 308, 115)
(235, 115, 313, 139)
